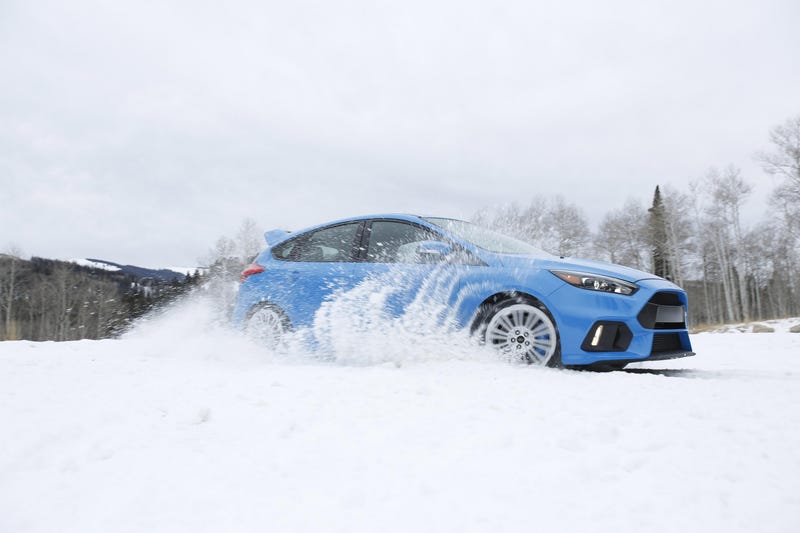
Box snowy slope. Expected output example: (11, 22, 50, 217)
(69, 258, 190, 281)
(1, 298, 798, 533)
(70, 258, 122, 271)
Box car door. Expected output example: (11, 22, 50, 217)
(350, 219, 463, 320)
(275, 221, 363, 326)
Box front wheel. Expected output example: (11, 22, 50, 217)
(481, 301, 560, 366)
(244, 304, 291, 349)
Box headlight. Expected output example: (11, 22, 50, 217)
(550, 270, 638, 295)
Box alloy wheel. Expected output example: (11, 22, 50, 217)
(485, 303, 558, 365)
(245, 305, 287, 349)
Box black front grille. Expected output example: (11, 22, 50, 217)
(638, 292, 686, 330)
(649, 292, 682, 306)
(652, 333, 682, 353)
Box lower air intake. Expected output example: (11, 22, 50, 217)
(652, 333, 682, 353)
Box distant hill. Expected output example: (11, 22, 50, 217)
(80, 258, 190, 283)
(1, 255, 201, 341)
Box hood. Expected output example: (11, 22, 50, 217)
(498, 254, 664, 284)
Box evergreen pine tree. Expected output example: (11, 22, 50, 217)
(648, 185, 669, 279)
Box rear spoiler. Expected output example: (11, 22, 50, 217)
(263, 229, 291, 246)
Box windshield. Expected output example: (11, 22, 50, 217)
(423, 217, 553, 256)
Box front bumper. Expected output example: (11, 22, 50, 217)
(546, 278, 694, 366)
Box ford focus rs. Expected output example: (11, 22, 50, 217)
(233, 214, 694, 368)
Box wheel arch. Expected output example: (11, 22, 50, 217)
(469, 290, 548, 333)
(472, 290, 562, 366)
(245, 300, 293, 331)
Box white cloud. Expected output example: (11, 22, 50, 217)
(1, 0, 799, 264)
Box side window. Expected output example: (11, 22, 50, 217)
(295, 223, 360, 263)
(272, 239, 300, 261)
(366, 221, 441, 263)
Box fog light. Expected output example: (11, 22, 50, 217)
(591, 325, 604, 347)
(581, 321, 633, 352)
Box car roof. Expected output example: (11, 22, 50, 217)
(295, 213, 424, 232)
(264, 214, 472, 250)
(304, 213, 468, 227)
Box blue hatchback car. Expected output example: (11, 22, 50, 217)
(233, 214, 694, 368)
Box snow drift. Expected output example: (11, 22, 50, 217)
(1, 294, 798, 532)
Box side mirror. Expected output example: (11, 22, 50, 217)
(416, 240, 453, 259)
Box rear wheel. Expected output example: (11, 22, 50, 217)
(481, 300, 560, 366)
(244, 304, 290, 349)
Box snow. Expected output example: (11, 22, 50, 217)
(70, 258, 121, 271)
(165, 266, 202, 276)
(69, 258, 201, 277)
(1, 297, 799, 532)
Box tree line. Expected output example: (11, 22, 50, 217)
(474, 115, 800, 326)
(0, 256, 201, 341)
(2, 116, 797, 340)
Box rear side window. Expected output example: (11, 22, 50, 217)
(365, 221, 439, 263)
(272, 239, 299, 260)
(293, 223, 361, 262)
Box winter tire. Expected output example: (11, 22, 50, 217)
(244, 304, 291, 349)
(481, 299, 561, 366)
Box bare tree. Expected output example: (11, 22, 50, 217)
(49, 263, 78, 341)
(691, 167, 754, 322)
(236, 217, 264, 262)
(0, 245, 23, 340)
(543, 196, 591, 257)
(688, 180, 720, 323)
(519, 198, 550, 245)
(477, 202, 530, 241)
(712, 167, 752, 320)
(474, 197, 589, 257)
(595, 199, 648, 269)
(756, 115, 800, 314)
(661, 186, 695, 288)
(757, 114, 800, 190)
(203, 218, 266, 321)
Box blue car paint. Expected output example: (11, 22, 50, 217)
(233, 214, 693, 366)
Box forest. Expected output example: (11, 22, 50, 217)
(1, 115, 798, 341)
(475, 115, 799, 325)
(0, 256, 200, 341)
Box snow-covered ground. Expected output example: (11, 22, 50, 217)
(69, 258, 122, 272)
(1, 298, 798, 533)
(68, 258, 201, 277)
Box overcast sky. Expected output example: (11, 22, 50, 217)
(1, 0, 798, 266)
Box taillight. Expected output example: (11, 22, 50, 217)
(240, 263, 266, 283)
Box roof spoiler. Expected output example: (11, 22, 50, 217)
(263, 229, 290, 246)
